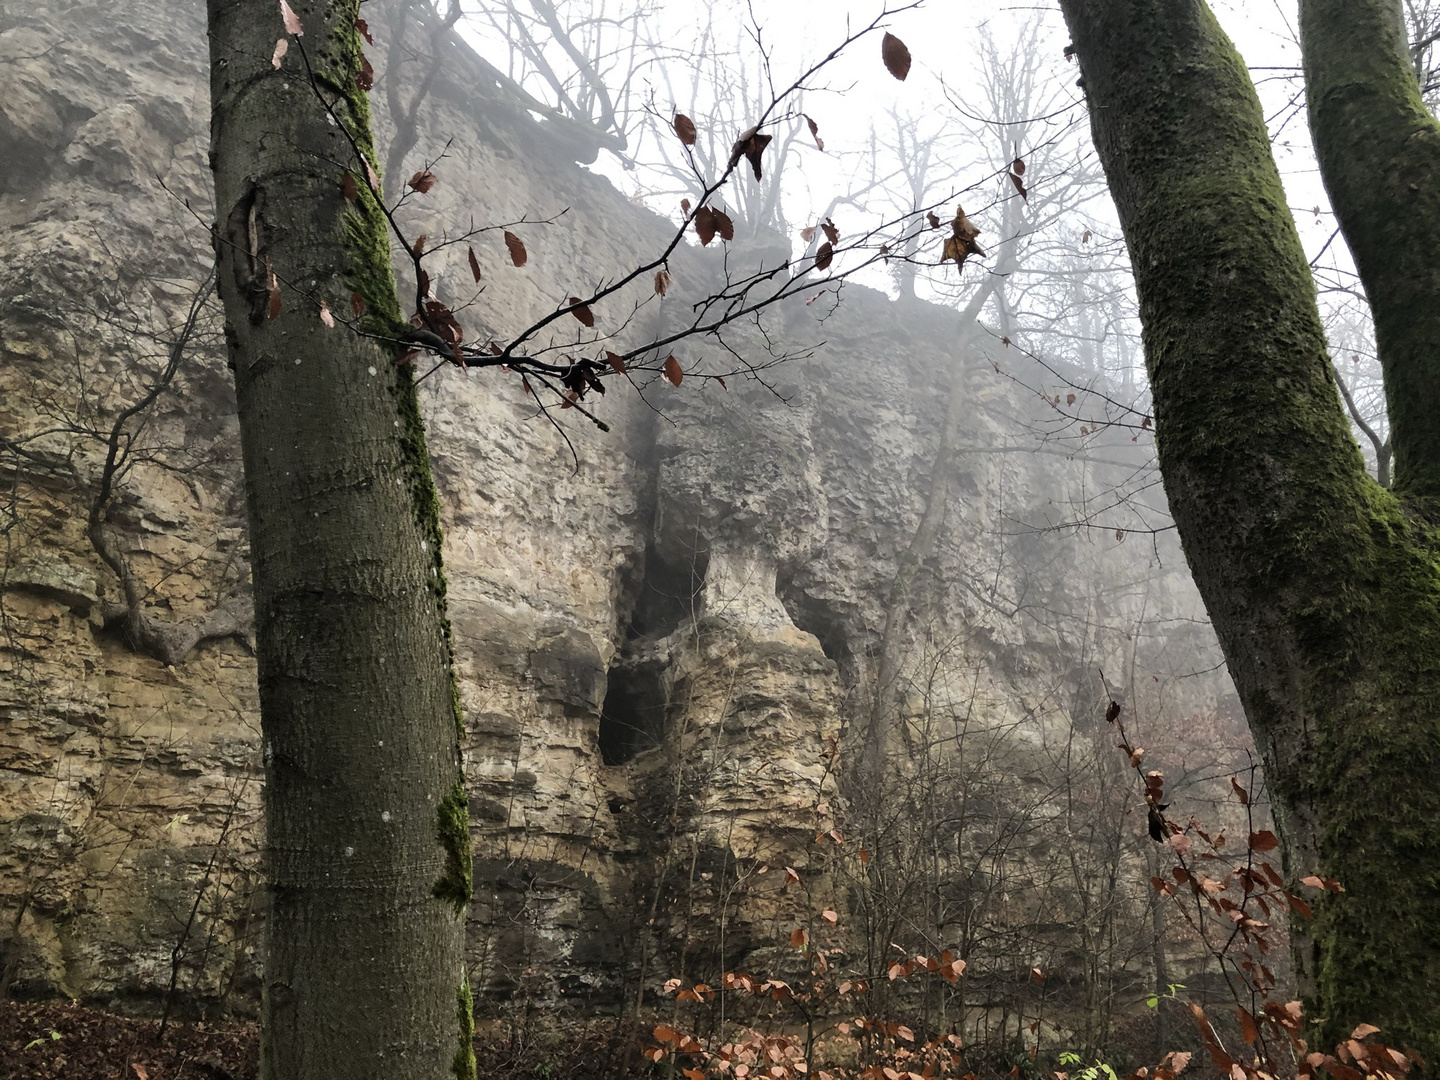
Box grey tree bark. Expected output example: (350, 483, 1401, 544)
(1057, 0, 1440, 1058)
(206, 1, 473, 1077)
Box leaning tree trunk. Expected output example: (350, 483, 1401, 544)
(207, 2, 473, 1078)
(1058, 0, 1440, 1060)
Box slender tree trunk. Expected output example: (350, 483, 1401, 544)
(206, 2, 473, 1077)
(1301, 0, 1440, 497)
(1058, 0, 1440, 1059)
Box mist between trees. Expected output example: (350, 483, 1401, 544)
(1, 0, 1437, 1078)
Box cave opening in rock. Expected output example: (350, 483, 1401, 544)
(598, 660, 667, 765)
(625, 543, 708, 639)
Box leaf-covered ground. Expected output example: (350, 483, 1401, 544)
(0, 1000, 258, 1080)
(0, 1000, 662, 1080)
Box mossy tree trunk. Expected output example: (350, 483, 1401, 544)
(206, 2, 473, 1077)
(1058, 0, 1440, 1059)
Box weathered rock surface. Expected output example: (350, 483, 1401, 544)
(0, 0, 1237, 1026)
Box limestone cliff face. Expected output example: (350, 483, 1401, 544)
(0, 0, 1235, 1017)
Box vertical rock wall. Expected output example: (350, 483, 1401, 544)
(0, 0, 1238, 1020)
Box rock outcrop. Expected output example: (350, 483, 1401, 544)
(0, 0, 1238, 1027)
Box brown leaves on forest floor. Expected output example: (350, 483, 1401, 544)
(0, 1000, 258, 1080)
(0, 1000, 665, 1080)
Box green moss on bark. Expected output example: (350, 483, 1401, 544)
(452, 973, 477, 1080)
(432, 775, 473, 913)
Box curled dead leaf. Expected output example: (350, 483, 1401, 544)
(468, 247, 482, 283)
(408, 170, 438, 194)
(271, 37, 288, 68)
(356, 51, 374, 91)
(318, 300, 334, 328)
(663, 354, 683, 386)
(654, 270, 671, 296)
(803, 114, 824, 151)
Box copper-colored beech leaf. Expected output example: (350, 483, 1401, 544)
(654, 270, 671, 296)
(663, 354, 683, 386)
(271, 37, 288, 68)
(568, 297, 595, 328)
(1169, 832, 1192, 855)
(1170, 1052, 1193, 1075)
(1012, 156, 1026, 176)
(266, 262, 281, 319)
(467, 246, 482, 283)
(355, 17, 373, 44)
(408, 170, 438, 193)
(803, 113, 824, 151)
(1231, 776, 1250, 804)
(1286, 891, 1314, 919)
(504, 231, 528, 266)
(673, 113, 697, 145)
(280, 0, 302, 35)
(713, 209, 735, 242)
(821, 908, 839, 925)
(1009, 171, 1028, 200)
(417, 267, 430, 298)
(715, 375, 726, 390)
(680, 197, 691, 214)
(694, 207, 717, 246)
(363, 156, 380, 191)
(784, 866, 801, 884)
(1352, 1024, 1381, 1041)
(1249, 829, 1279, 852)
(881, 32, 911, 80)
(927, 211, 941, 229)
(814, 241, 834, 272)
(605, 350, 626, 374)
(318, 300, 335, 328)
(654, 1023, 680, 1045)
(821, 218, 839, 245)
(412, 234, 427, 257)
(801, 225, 817, 242)
(356, 51, 374, 91)
(340, 172, 358, 202)
(790, 927, 807, 948)
(1237, 1008, 1259, 1045)
(1301, 874, 1326, 889)
(132, 1064, 150, 1080)
(350, 291, 365, 318)
(521, 375, 532, 395)
(895, 1025, 915, 1043)
(1066, 392, 1077, 405)
(859, 847, 870, 864)
(1031, 967, 1045, 983)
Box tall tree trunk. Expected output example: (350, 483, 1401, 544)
(1301, 0, 1440, 498)
(1058, 0, 1440, 1059)
(206, 2, 473, 1077)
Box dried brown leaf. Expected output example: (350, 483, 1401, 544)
(815, 241, 834, 271)
(568, 297, 595, 328)
(654, 270, 671, 296)
(408, 170, 438, 194)
(318, 300, 335, 328)
(356, 17, 373, 44)
(882, 32, 911, 80)
(504, 231, 528, 267)
(803, 113, 824, 151)
(468, 246, 482, 283)
(673, 113, 697, 145)
(356, 51, 374, 91)
(606, 350, 626, 374)
(663, 354, 683, 386)
(271, 37, 289, 68)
